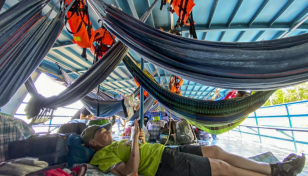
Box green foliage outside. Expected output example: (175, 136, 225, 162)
(262, 83, 308, 106)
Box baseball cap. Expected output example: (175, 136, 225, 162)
(80, 123, 112, 145)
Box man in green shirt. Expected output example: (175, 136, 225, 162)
(81, 120, 305, 176)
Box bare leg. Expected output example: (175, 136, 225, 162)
(209, 158, 268, 176)
(202, 146, 271, 175)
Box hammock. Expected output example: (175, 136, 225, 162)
(60, 59, 155, 119)
(166, 107, 248, 135)
(24, 42, 130, 123)
(123, 55, 275, 127)
(151, 103, 247, 134)
(0, 0, 68, 107)
(24, 0, 158, 122)
(101, 2, 308, 90)
(59, 67, 126, 117)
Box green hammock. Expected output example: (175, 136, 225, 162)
(123, 54, 275, 132)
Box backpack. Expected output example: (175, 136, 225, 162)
(64, 0, 94, 60)
(7, 134, 69, 166)
(58, 122, 86, 135)
(66, 134, 95, 168)
(175, 119, 197, 144)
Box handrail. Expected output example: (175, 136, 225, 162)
(259, 99, 308, 109)
(247, 114, 308, 118)
(15, 114, 72, 118)
(232, 99, 308, 153)
(239, 125, 308, 132)
(20, 102, 79, 110)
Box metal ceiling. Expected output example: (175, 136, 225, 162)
(2, 0, 308, 100)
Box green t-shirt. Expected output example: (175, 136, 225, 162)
(90, 140, 165, 176)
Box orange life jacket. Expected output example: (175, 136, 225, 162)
(90, 28, 115, 60)
(65, 0, 94, 60)
(169, 76, 183, 95)
(165, 0, 195, 26)
(133, 78, 149, 97)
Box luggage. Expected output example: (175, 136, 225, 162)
(7, 134, 69, 166)
(87, 119, 109, 126)
(147, 120, 165, 141)
(66, 134, 95, 167)
(0, 113, 34, 162)
(175, 119, 197, 144)
(58, 122, 86, 135)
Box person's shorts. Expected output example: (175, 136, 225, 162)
(155, 145, 211, 176)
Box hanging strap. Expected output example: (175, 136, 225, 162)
(160, 0, 166, 10)
(189, 13, 197, 39)
(81, 48, 88, 61)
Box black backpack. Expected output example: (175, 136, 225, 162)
(7, 134, 69, 166)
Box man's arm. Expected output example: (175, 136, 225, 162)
(111, 120, 140, 176)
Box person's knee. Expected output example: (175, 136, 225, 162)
(210, 145, 225, 158)
(211, 159, 235, 176)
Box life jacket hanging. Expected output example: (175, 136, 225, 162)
(90, 27, 115, 61)
(161, 0, 195, 26)
(169, 76, 183, 95)
(64, 0, 94, 61)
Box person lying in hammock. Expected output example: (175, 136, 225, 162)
(81, 121, 305, 176)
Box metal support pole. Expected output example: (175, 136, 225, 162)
(285, 105, 298, 152)
(238, 126, 242, 138)
(254, 111, 262, 143)
(139, 58, 144, 128)
(159, 103, 162, 119)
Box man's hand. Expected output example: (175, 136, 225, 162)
(139, 129, 146, 143)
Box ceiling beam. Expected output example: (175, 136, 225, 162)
(178, 23, 308, 32)
(51, 49, 88, 70)
(45, 54, 79, 73)
(147, 0, 155, 27)
(290, 5, 308, 27)
(248, 0, 269, 27)
(52, 41, 76, 49)
(227, 0, 243, 28)
(127, 0, 139, 19)
(208, 0, 219, 28)
(234, 31, 245, 42)
(202, 32, 207, 40)
(251, 30, 265, 41)
(271, 30, 286, 40)
(269, 0, 294, 27)
(218, 31, 225, 41)
(64, 47, 93, 66)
